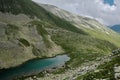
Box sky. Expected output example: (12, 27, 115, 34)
(104, 0, 114, 6)
(33, 0, 120, 26)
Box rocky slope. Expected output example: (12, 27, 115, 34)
(22, 55, 112, 80)
(77, 52, 120, 80)
(19, 51, 120, 80)
(0, 0, 119, 70)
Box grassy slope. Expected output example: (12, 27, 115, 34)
(0, 0, 86, 35)
(82, 27, 120, 48)
(49, 27, 117, 67)
(77, 53, 120, 80)
(39, 4, 120, 48)
(0, 0, 119, 69)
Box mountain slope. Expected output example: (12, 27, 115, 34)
(0, 0, 86, 35)
(39, 4, 120, 47)
(0, 0, 119, 69)
(110, 25, 120, 33)
(0, 13, 64, 69)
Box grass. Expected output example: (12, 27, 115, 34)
(41, 2, 120, 48)
(0, 0, 87, 35)
(82, 27, 120, 48)
(30, 20, 51, 48)
(77, 53, 120, 80)
(5, 24, 19, 40)
(18, 38, 30, 47)
(49, 27, 117, 67)
(32, 45, 42, 56)
(5, 24, 19, 36)
(0, 0, 120, 73)
(30, 20, 48, 35)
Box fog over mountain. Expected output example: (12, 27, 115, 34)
(33, 0, 120, 26)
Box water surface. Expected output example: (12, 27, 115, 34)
(0, 55, 70, 80)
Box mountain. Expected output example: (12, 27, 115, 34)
(39, 4, 120, 47)
(110, 25, 120, 33)
(0, 0, 120, 69)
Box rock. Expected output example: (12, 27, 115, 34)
(25, 77, 33, 80)
(96, 57, 101, 61)
(115, 73, 120, 80)
(114, 66, 120, 80)
(94, 70, 100, 73)
(114, 66, 120, 73)
(96, 78, 109, 80)
(33, 76, 37, 79)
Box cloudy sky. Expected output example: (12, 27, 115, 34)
(33, 0, 120, 26)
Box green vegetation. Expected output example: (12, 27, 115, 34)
(77, 53, 120, 80)
(5, 24, 19, 37)
(0, 0, 119, 71)
(0, 0, 87, 35)
(4, 24, 19, 40)
(30, 20, 51, 48)
(18, 38, 30, 47)
(30, 21, 48, 36)
(45, 12, 87, 35)
(83, 27, 120, 48)
(32, 45, 42, 56)
(41, 4, 120, 48)
(7, 24, 19, 30)
(50, 27, 117, 67)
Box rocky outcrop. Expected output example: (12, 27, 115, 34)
(114, 66, 120, 80)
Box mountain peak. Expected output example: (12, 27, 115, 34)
(110, 25, 120, 33)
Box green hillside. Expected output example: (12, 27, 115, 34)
(77, 53, 120, 80)
(40, 4, 120, 48)
(0, 0, 86, 35)
(0, 0, 119, 69)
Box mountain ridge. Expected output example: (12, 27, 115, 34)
(39, 3, 120, 47)
(110, 25, 120, 33)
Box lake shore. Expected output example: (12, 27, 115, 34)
(23, 55, 114, 80)
(0, 55, 70, 80)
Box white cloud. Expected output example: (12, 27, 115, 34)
(33, 0, 120, 26)
(95, 0, 116, 11)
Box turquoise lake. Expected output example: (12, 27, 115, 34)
(0, 55, 70, 80)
